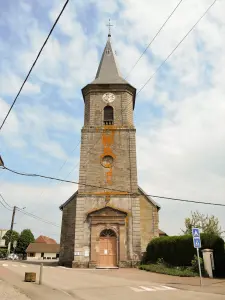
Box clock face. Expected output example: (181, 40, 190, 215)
(102, 93, 115, 104)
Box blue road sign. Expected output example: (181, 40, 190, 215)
(192, 228, 200, 238)
(193, 237, 201, 248)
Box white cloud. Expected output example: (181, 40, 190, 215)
(0, 97, 82, 159)
(1, 0, 225, 238)
(91, 0, 119, 14)
(0, 71, 40, 96)
(0, 98, 25, 148)
(137, 86, 225, 234)
(0, 180, 78, 242)
(17, 2, 99, 100)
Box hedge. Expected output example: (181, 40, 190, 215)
(139, 264, 198, 277)
(144, 234, 225, 277)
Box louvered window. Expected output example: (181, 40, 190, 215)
(104, 106, 114, 125)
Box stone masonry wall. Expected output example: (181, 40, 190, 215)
(83, 88, 134, 127)
(140, 195, 159, 252)
(71, 83, 141, 267)
(59, 196, 76, 267)
(78, 128, 138, 193)
(79, 86, 137, 194)
(73, 195, 141, 266)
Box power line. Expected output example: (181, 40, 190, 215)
(13, 141, 81, 225)
(16, 208, 60, 228)
(0, 198, 12, 211)
(2, 165, 225, 208)
(0, 0, 191, 195)
(125, 0, 185, 79)
(0, 193, 13, 209)
(35, 140, 81, 200)
(0, 1, 219, 215)
(32, 230, 60, 237)
(16, 141, 81, 220)
(147, 194, 225, 207)
(47, 1, 187, 182)
(32, 0, 186, 190)
(0, 192, 60, 227)
(69, 0, 217, 183)
(0, 0, 70, 132)
(137, 0, 218, 95)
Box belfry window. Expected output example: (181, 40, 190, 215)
(104, 106, 114, 125)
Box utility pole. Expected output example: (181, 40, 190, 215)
(0, 155, 4, 167)
(7, 206, 16, 255)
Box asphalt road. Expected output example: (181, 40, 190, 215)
(0, 261, 225, 300)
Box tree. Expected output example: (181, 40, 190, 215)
(182, 211, 224, 237)
(3, 230, 19, 250)
(16, 229, 35, 255)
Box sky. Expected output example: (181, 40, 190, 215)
(0, 0, 225, 242)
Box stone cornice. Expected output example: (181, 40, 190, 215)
(81, 83, 136, 109)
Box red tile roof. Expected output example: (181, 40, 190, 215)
(35, 235, 57, 244)
(26, 243, 60, 253)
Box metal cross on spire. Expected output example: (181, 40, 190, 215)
(106, 19, 113, 37)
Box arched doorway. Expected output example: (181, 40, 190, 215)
(99, 229, 117, 267)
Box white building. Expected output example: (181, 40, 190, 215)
(0, 229, 7, 248)
(26, 243, 60, 260)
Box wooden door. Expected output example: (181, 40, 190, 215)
(99, 236, 117, 267)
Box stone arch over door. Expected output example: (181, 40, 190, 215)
(99, 229, 117, 267)
(87, 206, 127, 268)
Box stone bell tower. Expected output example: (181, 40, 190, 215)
(59, 31, 142, 268)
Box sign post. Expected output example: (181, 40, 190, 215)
(192, 228, 202, 286)
(39, 263, 43, 285)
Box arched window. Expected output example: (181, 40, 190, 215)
(100, 229, 116, 238)
(104, 106, 114, 125)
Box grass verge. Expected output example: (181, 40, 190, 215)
(139, 264, 198, 277)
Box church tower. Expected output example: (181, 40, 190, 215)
(59, 30, 160, 268)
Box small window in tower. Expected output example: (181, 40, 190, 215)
(106, 48, 111, 55)
(104, 106, 114, 125)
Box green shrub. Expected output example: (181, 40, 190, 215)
(156, 257, 166, 265)
(0, 248, 7, 258)
(191, 255, 204, 273)
(144, 234, 225, 277)
(139, 264, 198, 277)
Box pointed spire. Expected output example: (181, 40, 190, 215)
(91, 33, 128, 85)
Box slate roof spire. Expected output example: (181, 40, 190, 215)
(91, 24, 128, 85)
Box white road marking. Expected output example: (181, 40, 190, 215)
(21, 265, 27, 268)
(152, 286, 167, 291)
(129, 287, 145, 292)
(58, 289, 72, 297)
(12, 264, 18, 267)
(69, 268, 112, 271)
(129, 285, 177, 292)
(161, 285, 177, 290)
(139, 286, 156, 292)
(2, 264, 8, 267)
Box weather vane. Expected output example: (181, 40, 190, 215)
(106, 19, 113, 37)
